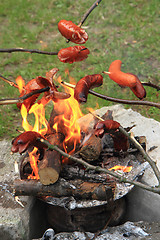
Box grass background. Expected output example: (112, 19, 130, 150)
(0, 0, 159, 139)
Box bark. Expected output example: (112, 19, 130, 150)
(78, 110, 113, 161)
(38, 133, 64, 185)
(13, 178, 113, 201)
(19, 133, 64, 185)
(78, 134, 102, 161)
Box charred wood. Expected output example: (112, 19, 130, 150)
(60, 165, 116, 184)
(13, 178, 113, 201)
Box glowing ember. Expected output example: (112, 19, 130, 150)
(108, 165, 132, 173)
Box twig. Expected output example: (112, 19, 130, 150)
(39, 138, 160, 194)
(0, 48, 58, 55)
(142, 82, 160, 91)
(0, 74, 18, 88)
(78, 0, 103, 27)
(61, 81, 160, 109)
(119, 126, 160, 185)
(0, 86, 50, 105)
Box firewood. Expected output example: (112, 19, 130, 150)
(79, 134, 102, 161)
(78, 110, 113, 162)
(38, 133, 64, 185)
(19, 153, 32, 179)
(13, 178, 113, 201)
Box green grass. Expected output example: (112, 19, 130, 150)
(0, 0, 159, 139)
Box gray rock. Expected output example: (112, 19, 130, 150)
(0, 140, 30, 240)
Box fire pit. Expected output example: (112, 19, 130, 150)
(1, 105, 160, 240)
(12, 99, 148, 235)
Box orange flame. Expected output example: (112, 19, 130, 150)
(18, 73, 84, 178)
(16, 76, 25, 93)
(16, 76, 49, 179)
(53, 76, 83, 154)
(28, 148, 40, 180)
(20, 102, 48, 179)
(108, 165, 132, 173)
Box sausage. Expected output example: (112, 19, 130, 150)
(45, 68, 59, 84)
(58, 20, 88, 44)
(36, 76, 71, 102)
(108, 60, 137, 88)
(58, 46, 90, 64)
(16, 78, 42, 111)
(11, 131, 47, 154)
(104, 60, 146, 99)
(74, 74, 103, 103)
(94, 120, 120, 137)
(17, 68, 70, 111)
(129, 74, 146, 99)
(94, 120, 129, 151)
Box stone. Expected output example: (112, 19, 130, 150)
(0, 140, 30, 240)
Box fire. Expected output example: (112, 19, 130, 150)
(53, 76, 83, 154)
(28, 148, 40, 180)
(108, 165, 132, 173)
(17, 73, 83, 178)
(16, 73, 133, 180)
(16, 76, 25, 93)
(20, 102, 48, 179)
(21, 103, 48, 134)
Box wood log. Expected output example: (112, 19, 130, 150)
(38, 133, 64, 185)
(78, 134, 102, 161)
(60, 165, 115, 183)
(78, 110, 113, 162)
(19, 153, 32, 179)
(19, 133, 64, 185)
(13, 178, 113, 201)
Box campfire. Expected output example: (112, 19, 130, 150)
(0, 0, 159, 239)
(10, 69, 148, 235)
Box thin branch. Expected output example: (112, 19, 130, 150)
(0, 1, 103, 55)
(0, 48, 58, 55)
(142, 82, 160, 91)
(0, 74, 18, 88)
(78, 0, 103, 27)
(61, 81, 160, 109)
(119, 126, 160, 185)
(0, 86, 50, 105)
(39, 138, 160, 194)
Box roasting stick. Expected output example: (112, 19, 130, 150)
(88, 109, 104, 121)
(61, 81, 160, 109)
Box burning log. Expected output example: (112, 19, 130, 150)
(38, 133, 64, 185)
(13, 178, 113, 201)
(19, 133, 64, 185)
